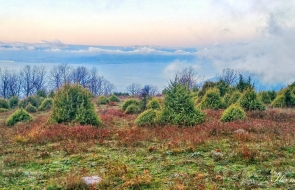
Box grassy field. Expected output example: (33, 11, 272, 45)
(1, 103, 295, 189)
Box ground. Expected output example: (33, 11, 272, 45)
(1, 102, 295, 189)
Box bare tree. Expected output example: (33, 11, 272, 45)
(8, 71, 22, 97)
(102, 80, 115, 96)
(21, 65, 47, 97)
(217, 68, 240, 85)
(49, 66, 62, 90)
(126, 83, 142, 96)
(71, 66, 90, 88)
(174, 66, 204, 90)
(59, 63, 72, 85)
(49, 63, 72, 90)
(21, 65, 34, 97)
(141, 85, 158, 96)
(33, 65, 46, 92)
(0, 68, 10, 98)
(88, 67, 99, 95)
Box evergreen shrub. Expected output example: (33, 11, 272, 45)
(147, 98, 161, 110)
(39, 98, 53, 111)
(96, 96, 109, 105)
(199, 88, 224, 110)
(0, 98, 9, 109)
(161, 83, 205, 126)
(108, 94, 120, 102)
(6, 109, 33, 126)
(121, 99, 140, 112)
(50, 84, 101, 126)
(124, 104, 141, 114)
(135, 109, 159, 126)
(220, 105, 246, 122)
(239, 89, 265, 111)
(9, 96, 19, 108)
(25, 103, 37, 113)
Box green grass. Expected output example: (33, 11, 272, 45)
(1, 106, 295, 189)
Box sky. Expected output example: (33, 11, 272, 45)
(1, 0, 295, 91)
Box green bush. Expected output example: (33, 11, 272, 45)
(258, 91, 272, 104)
(161, 83, 205, 126)
(223, 93, 231, 107)
(108, 94, 120, 102)
(239, 89, 265, 111)
(50, 84, 101, 126)
(199, 88, 223, 110)
(284, 87, 295, 107)
(9, 96, 19, 108)
(135, 109, 159, 126)
(268, 90, 277, 101)
(228, 91, 242, 106)
(48, 91, 55, 98)
(0, 98, 9, 109)
(19, 96, 42, 108)
(96, 96, 109, 105)
(271, 95, 286, 107)
(220, 104, 246, 122)
(122, 98, 140, 112)
(124, 104, 141, 114)
(0, 108, 9, 113)
(25, 103, 37, 113)
(6, 109, 33, 126)
(39, 98, 53, 111)
(269, 85, 295, 108)
(37, 89, 47, 98)
(147, 98, 161, 110)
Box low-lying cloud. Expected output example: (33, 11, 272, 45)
(196, 13, 295, 85)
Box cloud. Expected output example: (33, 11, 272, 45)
(0, 41, 67, 51)
(42, 39, 67, 48)
(86, 46, 193, 55)
(88, 47, 125, 54)
(163, 60, 200, 80)
(196, 13, 295, 85)
(44, 48, 62, 52)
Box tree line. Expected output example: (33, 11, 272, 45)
(0, 64, 116, 99)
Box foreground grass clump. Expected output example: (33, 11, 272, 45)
(161, 83, 205, 126)
(50, 84, 101, 126)
(96, 95, 109, 105)
(39, 98, 53, 111)
(221, 104, 246, 122)
(6, 109, 33, 126)
(0, 98, 9, 109)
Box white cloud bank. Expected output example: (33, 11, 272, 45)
(195, 13, 295, 85)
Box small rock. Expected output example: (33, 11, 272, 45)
(82, 176, 102, 186)
(234, 129, 245, 134)
(210, 150, 223, 161)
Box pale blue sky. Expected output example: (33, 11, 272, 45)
(2, 0, 294, 46)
